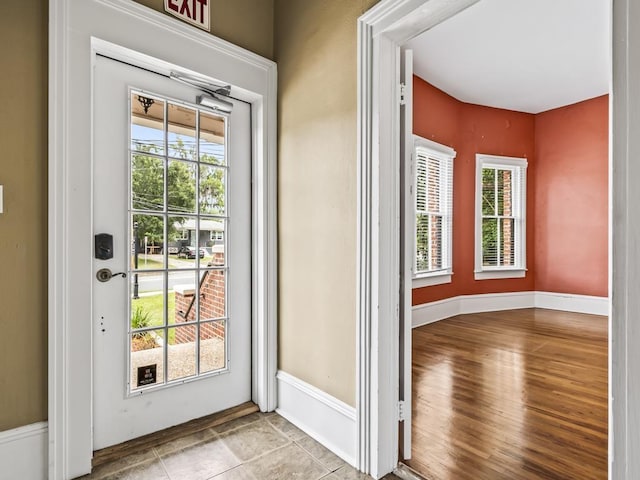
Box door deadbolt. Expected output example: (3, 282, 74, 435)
(96, 268, 127, 282)
(94, 233, 114, 260)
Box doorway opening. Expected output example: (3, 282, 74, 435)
(356, 1, 616, 478)
(399, 2, 610, 478)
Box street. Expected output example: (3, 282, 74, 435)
(132, 254, 207, 294)
(135, 271, 196, 293)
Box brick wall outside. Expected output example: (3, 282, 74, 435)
(174, 250, 226, 344)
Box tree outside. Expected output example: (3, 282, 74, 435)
(131, 137, 225, 249)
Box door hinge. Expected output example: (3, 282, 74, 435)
(399, 83, 406, 106)
(398, 400, 406, 422)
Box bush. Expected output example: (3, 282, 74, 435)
(131, 305, 152, 335)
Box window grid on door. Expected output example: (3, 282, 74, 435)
(128, 89, 230, 392)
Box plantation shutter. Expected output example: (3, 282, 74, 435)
(415, 147, 453, 275)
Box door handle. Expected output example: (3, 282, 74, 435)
(96, 268, 127, 283)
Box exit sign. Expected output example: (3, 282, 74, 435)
(164, 0, 210, 32)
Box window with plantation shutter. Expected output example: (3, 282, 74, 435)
(413, 136, 455, 287)
(475, 154, 528, 280)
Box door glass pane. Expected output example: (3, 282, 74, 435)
(131, 154, 164, 212)
(129, 89, 231, 392)
(200, 218, 225, 267)
(200, 320, 226, 373)
(131, 272, 165, 328)
(199, 164, 226, 216)
(208, 246, 225, 267)
(131, 214, 165, 271)
(200, 111, 226, 165)
(168, 103, 197, 160)
(170, 270, 197, 326)
(199, 269, 227, 320)
(175, 247, 201, 269)
(168, 325, 197, 381)
(167, 160, 197, 214)
(131, 94, 165, 155)
(168, 216, 200, 269)
(130, 329, 165, 390)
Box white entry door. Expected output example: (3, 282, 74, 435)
(92, 55, 251, 450)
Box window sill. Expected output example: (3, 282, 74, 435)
(413, 273, 452, 288)
(474, 269, 526, 280)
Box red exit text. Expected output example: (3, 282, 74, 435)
(164, 0, 210, 31)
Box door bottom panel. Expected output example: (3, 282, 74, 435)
(92, 401, 258, 469)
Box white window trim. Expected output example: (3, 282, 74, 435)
(413, 272, 453, 288)
(412, 136, 455, 288)
(209, 230, 223, 241)
(474, 269, 526, 280)
(474, 154, 528, 280)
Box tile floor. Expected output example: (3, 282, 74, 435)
(76, 412, 401, 480)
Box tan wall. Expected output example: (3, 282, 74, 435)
(275, 0, 378, 406)
(1, 0, 371, 430)
(133, 0, 274, 60)
(0, 0, 48, 431)
(0, 0, 273, 433)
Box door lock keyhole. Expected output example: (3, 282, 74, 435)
(96, 268, 127, 283)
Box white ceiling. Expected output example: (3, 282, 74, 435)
(407, 0, 610, 114)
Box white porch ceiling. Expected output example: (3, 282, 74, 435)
(407, 0, 610, 114)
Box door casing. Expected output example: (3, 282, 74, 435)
(48, 1, 277, 478)
(356, 3, 482, 475)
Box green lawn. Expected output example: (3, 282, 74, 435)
(131, 293, 177, 343)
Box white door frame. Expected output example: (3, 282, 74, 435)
(48, 1, 277, 478)
(611, 0, 640, 477)
(357, 0, 636, 479)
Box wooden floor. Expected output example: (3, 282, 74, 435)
(406, 308, 608, 480)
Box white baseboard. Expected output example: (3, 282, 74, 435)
(412, 291, 535, 327)
(412, 291, 608, 327)
(276, 370, 357, 467)
(0, 422, 48, 480)
(534, 291, 609, 316)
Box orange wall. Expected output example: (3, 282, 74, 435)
(413, 77, 535, 305)
(534, 96, 609, 297)
(412, 76, 609, 305)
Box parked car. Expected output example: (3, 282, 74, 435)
(177, 246, 206, 259)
